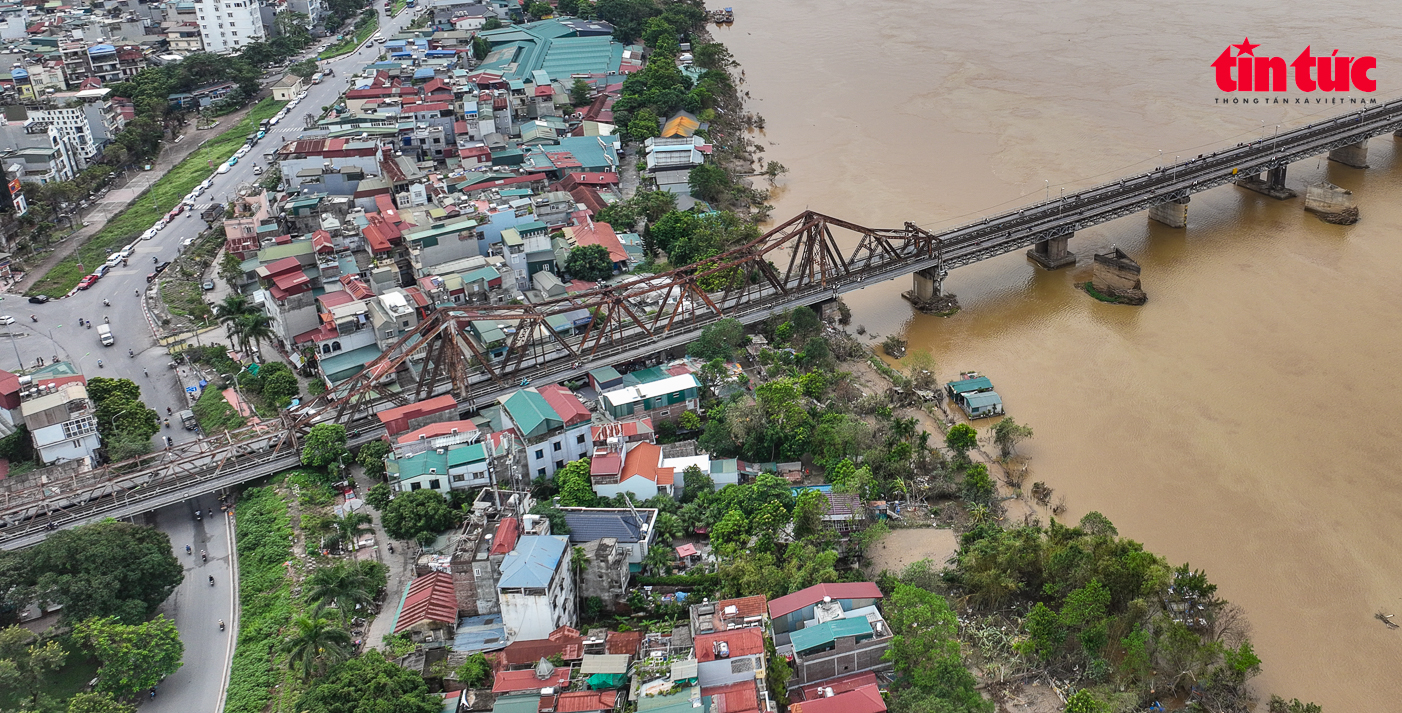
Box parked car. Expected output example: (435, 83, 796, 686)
(254, 165, 263, 175)
(77, 275, 98, 290)
(27, 295, 49, 304)
(202, 280, 215, 291)
(228, 156, 238, 165)
(0, 316, 15, 326)
(217, 164, 231, 174)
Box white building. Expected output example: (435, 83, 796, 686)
(0, 121, 83, 184)
(497, 534, 576, 643)
(194, 0, 265, 54)
(18, 382, 100, 465)
(24, 89, 125, 161)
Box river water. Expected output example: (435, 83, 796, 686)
(717, 0, 1402, 708)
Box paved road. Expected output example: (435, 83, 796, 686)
(4, 5, 419, 452)
(144, 494, 236, 711)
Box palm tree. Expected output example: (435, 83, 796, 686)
(213, 294, 255, 326)
(282, 606, 353, 679)
(305, 560, 386, 623)
(236, 312, 274, 356)
(328, 512, 372, 552)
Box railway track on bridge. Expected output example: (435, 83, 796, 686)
(5, 100, 1402, 549)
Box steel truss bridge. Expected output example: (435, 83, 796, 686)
(5, 100, 1402, 548)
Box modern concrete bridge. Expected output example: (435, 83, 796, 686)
(5, 99, 1402, 548)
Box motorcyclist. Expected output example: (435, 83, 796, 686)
(97, 359, 103, 368)
(152, 256, 158, 264)
(163, 418, 170, 427)
(201, 550, 207, 562)
(209, 575, 215, 585)
(104, 315, 109, 323)
(219, 620, 225, 631)
(128, 348, 134, 357)
(103, 298, 109, 306)
(167, 407, 173, 415)
(185, 544, 192, 554)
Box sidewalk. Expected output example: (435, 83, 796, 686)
(350, 463, 416, 651)
(8, 100, 267, 293)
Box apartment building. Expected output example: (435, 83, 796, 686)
(193, 0, 265, 53)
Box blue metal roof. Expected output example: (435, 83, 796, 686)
(498, 535, 567, 588)
(789, 617, 874, 654)
(453, 614, 508, 653)
(87, 44, 115, 55)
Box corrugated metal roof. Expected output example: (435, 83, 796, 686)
(789, 617, 873, 654)
(559, 509, 651, 544)
(498, 535, 567, 589)
(394, 571, 458, 633)
(945, 376, 993, 394)
(579, 653, 630, 674)
(769, 582, 883, 619)
(964, 391, 1003, 407)
(500, 389, 560, 438)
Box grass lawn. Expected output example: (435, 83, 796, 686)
(389, 0, 406, 16)
(319, 15, 379, 60)
(26, 98, 287, 298)
(192, 381, 246, 434)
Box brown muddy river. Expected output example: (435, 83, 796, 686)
(717, 0, 1402, 708)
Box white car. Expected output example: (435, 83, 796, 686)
(141, 228, 157, 240)
(217, 163, 231, 174)
(105, 254, 122, 268)
(235, 146, 250, 158)
(269, 116, 280, 126)
(0, 316, 14, 326)
(201, 178, 214, 190)
(119, 246, 135, 258)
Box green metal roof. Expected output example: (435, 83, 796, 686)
(470, 320, 506, 344)
(404, 218, 479, 242)
(637, 689, 711, 713)
(964, 391, 1003, 408)
(588, 366, 622, 383)
(515, 220, 547, 235)
(448, 442, 487, 467)
(257, 241, 314, 263)
(789, 617, 874, 655)
(500, 228, 523, 246)
(390, 449, 448, 480)
(500, 389, 560, 439)
(492, 696, 542, 713)
(459, 265, 500, 284)
(319, 344, 384, 384)
(945, 376, 993, 394)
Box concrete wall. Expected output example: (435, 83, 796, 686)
(790, 635, 893, 688)
(593, 475, 660, 502)
(698, 654, 764, 689)
(499, 550, 575, 642)
(1304, 182, 1355, 214)
(523, 423, 592, 479)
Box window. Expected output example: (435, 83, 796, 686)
(555, 460, 564, 470)
(429, 479, 440, 490)
(660, 410, 670, 417)
(576, 434, 585, 445)
(409, 482, 421, 490)
(535, 449, 544, 459)
(452, 474, 465, 482)
(537, 468, 546, 477)
(552, 442, 561, 452)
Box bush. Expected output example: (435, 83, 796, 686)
(224, 486, 293, 713)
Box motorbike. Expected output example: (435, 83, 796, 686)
(97, 360, 103, 368)
(85, 322, 91, 329)
(29, 315, 36, 322)
(209, 575, 215, 586)
(103, 298, 109, 306)
(195, 509, 201, 520)
(127, 349, 134, 357)
(387, 543, 394, 554)
(218, 620, 225, 631)
(201, 551, 207, 563)
(163, 418, 170, 428)
(185, 544, 191, 554)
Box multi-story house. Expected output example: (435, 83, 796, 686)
(0, 120, 81, 184)
(768, 583, 893, 690)
(19, 89, 124, 162)
(367, 288, 420, 351)
(193, 0, 265, 53)
(599, 373, 701, 424)
(18, 380, 99, 465)
(498, 534, 576, 643)
(484, 386, 592, 480)
(167, 21, 204, 53)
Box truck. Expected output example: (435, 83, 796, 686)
(97, 324, 114, 346)
(179, 409, 198, 430)
(311, 73, 323, 84)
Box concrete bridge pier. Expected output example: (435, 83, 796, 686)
(1234, 166, 1297, 200)
(1328, 140, 1369, 168)
(903, 266, 961, 314)
(1148, 196, 1189, 228)
(1026, 235, 1076, 269)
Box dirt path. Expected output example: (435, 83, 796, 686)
(7, 100, 265, 292)
(865, 527, 960, 576)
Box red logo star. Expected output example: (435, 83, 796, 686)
(1232, 37, 1260, 57)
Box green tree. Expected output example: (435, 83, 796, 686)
(649, 210, 697, 256)
(297, 650, 439, 713)
(945, 423, 978, 457)
(882, 584, 990, 712)
(325, 512, 373, 552)
(653, 512, 684, 543)
(0, 625, 66, 709)
(626, 107, 661, 142)
(961, 463, 995, 505)
(1064, 690, 1106, 713)
(564, 243, 615, 282)
(791, 488, 828, 541)
(219, 250, 244, 285)
(306, 560, 387, 622)
(0, 550, 34, 626)
(1269, 696, 1324, 713)
(687, 318, 745, 361)
(259, 362, 299, 407)
(365, 481, 392, 510)
(709, 509, 748, 552)
(29, 521, 182, 624)
(678, 410, 703, 432)
(992, 417, 1033, 458)
(282, 607, 353, 679)
(381, 489, 458, 544)
(455, 652, 491, 688)
(526, 1, 552, 18)
(688, 163, 729, 202)
(569, 78, 593, 106)
(357, 440, 392, 479)
(680, 464, 712, 503)
(528, 502, 571, 535)
(471, 35, 491, 61)
(288, 58, 319, 79)
(482, 16, 502, 30)
(73, 615, 184, 698)
(301, 423, 349, 469)
(555, 458, 599, 508)
(66, 692, 137, 713)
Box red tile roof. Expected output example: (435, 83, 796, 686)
(261, 256, 303, 276)
(342, 275, 374, 300)
(567, 221, 626, 264)
(605, 630, 641, 657)
(377, 394, 458, 428)
(569, 186, 606, 215)
(789, 685, 885, 713)
(590, 418, 654, 442)
(394, 571, 458, 633)
(318, 290, 357, 309)
(768, 582, 883, 619)
(492, 665, 571, 694)
(797, 672, 879, 702)
(556, 690, 617, 713)
(694, 627, 765, 662)
(500, 629, 583, 667)
(705, 681, 762, 713)
(589, 452, 622, 478)
(621, 442, 674, 486)
(489, 517, 520, 556)
(536, 384, 590, 426)
(715, 595, 768, 619)
(293, 323, 339, 345)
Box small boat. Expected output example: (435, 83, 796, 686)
(711, 7, 734, 24)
